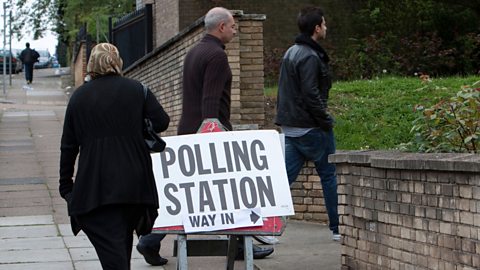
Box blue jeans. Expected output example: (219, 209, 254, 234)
(285, 128, 339, 233)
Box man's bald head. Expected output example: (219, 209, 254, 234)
(203, 7, 236, 44)
(204, 7, 232, 32)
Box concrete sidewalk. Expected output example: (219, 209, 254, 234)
(0, 69, 341, 269)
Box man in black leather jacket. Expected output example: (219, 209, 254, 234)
(275, 6, 340, 241)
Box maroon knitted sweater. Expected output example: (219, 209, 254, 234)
(177, 34, 232, 135)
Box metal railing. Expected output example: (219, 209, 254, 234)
(109, 4, 153, 69)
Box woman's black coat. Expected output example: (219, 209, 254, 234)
(59, 75, 169, 231)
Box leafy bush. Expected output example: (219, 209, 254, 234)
(328, 0, 480, 80)
(264, 47, 286, 87)
(394, 32, 457, 76)
(330, 30, 477, 80)
(454, 33, 480, 75)
(410, 80, 480, 153)
(330, 34, 397, 80)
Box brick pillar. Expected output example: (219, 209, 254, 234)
(238, 14, 266, 128)
(73, 42, 87, 88)
(153, 0, 180, 47)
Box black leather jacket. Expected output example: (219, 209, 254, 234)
(275, 43, 333, 130)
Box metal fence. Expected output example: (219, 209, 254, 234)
(109, 4, 153, 69)
(73, 24, 93, 65)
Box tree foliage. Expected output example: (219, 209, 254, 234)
(12, 0, 57, 40)
(13, 0, 135, 51)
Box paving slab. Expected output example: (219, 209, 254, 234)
(0, 189, 49, 199)
(0, 248, 71, 263)
(0, 236, 65, 251)
(0, 197, 52, 208)
(0, 184, 44, 192)
(0, 206, 54, 217)
(0, 262, 74, 270)
(0, 215, 53, 226)
(0, 225, 58, 239)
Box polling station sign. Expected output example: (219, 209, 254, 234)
(151, 130, 294, 230)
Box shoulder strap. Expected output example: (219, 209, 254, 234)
(141, 83, 148, 118)
(141, 83, 147, 101)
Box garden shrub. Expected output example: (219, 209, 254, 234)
(411, 80, 480, 153)
(328, 0, 480, 80)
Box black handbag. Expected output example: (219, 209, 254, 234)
(142, 84, 166, 152)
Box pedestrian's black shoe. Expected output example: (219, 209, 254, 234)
(235, 243, 274, 260)
(136, 242, 168, 266)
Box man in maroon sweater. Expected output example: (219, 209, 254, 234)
(177, 6, 236, 134)
(137, 7, 273, 265)
(180, 6, 274, 260)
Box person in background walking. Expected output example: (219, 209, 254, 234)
(59, 43, 170, 270)
(275, 6, 340, 241)
(19, 42, 39, 84)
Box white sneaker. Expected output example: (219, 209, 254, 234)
(253, 235, 280, 245)
(332, 233, 341, 241)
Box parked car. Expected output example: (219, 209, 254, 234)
(34, 50, 52, 69)
(11, 49, 23, 73)
(0, 50, 20, 74)
(51, 56, 60, 68)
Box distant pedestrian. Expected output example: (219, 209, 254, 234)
(59, 43, 170, 270)
(19, 42, 39, 84)
(275, 6, 340, 241)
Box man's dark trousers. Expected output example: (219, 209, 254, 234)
(24, 63, 34, 83)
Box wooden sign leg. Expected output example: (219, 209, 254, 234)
(176, 234, 188, 270)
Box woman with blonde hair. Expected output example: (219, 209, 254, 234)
(59, 43, 169, 269)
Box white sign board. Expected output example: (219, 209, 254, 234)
(152, 130, 294, 230)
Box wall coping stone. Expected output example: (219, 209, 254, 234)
(329, 150, 480, 172)
(239, 14, 266, 21)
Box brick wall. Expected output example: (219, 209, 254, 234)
(124, 11, 265, 136)
(72, 42, 87, 88)
(289, 161, 330, 222)
(152, 0, 179, 47)
(329, 151, 480, 269)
